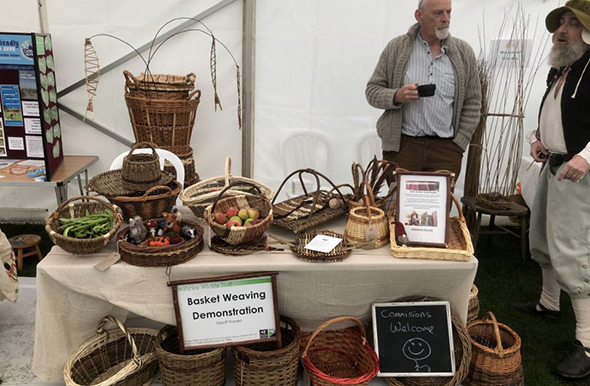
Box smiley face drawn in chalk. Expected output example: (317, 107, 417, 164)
(403, 338, 432, 361)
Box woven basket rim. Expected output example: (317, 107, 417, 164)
(117, 219, 203, 254)
(467, 316, 522, 357)
(233, 316, 301, 358)
(88, 169, 175, 197)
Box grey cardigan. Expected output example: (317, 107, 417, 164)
(366, 23, 482, 152)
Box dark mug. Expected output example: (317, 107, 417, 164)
(417, 84, 436, 97)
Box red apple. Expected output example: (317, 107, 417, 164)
(225, 207, 239, 218)
(214, 212, 228, 224)
(248, 208, 260, 220)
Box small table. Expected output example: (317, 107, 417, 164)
(0, 155, 99, 206)
(9, 234, 43, 270)
(461, 196, 529, 262)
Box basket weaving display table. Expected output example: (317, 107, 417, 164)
(31, 208, 477, 382)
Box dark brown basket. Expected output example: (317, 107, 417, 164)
(103, 182, 182, 221)
(124, 71, 196, 100)
(117, 219, 204, 267)
(122, 142, 163, 192)
(468, 285, 480, 323)
(301, 316, 380, 386)
(205, 181, 273, 245)
(161, 145, 198, 188)
(464, 312, 524, 386)
(155, 325, 225, 386)
(272, 169, 348, 234)
(385, 296, 472, 386)
(232, 316, 300, 386)
(45, 196, 123, 255)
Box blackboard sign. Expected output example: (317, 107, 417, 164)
(372, 301, 455, 377)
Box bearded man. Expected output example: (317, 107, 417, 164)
(365, 0, 481, 179)
(513, 0, 590, 379)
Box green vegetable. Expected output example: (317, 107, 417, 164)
(58, 209, 115, 239)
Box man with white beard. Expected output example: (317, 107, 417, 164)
(366, 0, 480, 179)
(512, 0, 590, 379)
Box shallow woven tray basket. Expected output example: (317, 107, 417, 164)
(385, 296, 472, 386)
(302, 316, 380, 386)
(181, 157, 274, 218)
(232, 316, 301, 386)
(464, 312, 524, 386)
(117, 219, 204, 267)
(389, 194, 473, 262)
(155, 325, 225, 386)
(45, 196, 123, 255)
(64, 315, 159, 386)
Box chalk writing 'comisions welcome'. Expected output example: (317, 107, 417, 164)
(381, 310, 432, 318)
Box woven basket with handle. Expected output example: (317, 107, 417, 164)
(345, 184, 389, 248)
(122, 142, 162, 192)
(64, 315, 158, 386)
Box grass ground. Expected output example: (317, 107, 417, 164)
(0, 222, 586, 385)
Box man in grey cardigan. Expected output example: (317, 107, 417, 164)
(366, 0, 481, 179)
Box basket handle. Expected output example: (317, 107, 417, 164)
(188, 89, 201, 100)
(123, 70, 140, 89)
(185, 72, 196, 85)
(272, 168, 348, 206)
(96, 315, 142, 367)
(302, 316, 367, 358)
(224, 157, 232, 187)
(482, 311, 506, 356)
(141, 185, 173, 201)
(128, 142, 158, 159)
(55, 195, 111, 214)
(210, 180, 264, 213)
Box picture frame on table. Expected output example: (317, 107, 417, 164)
(395, 171, 451, 248)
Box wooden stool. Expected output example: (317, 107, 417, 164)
(9, 234, 43, 270)
(461, 196, 529, 262)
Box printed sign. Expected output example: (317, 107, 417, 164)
(0, 34, 34, 66)
(372, 302, 455, 377)
(0, 85, 23, 126)
(169, 272, 281, 352)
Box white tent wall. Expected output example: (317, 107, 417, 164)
(0, 0, 564, 214)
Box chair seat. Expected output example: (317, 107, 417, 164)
(9, 234, 43, 270)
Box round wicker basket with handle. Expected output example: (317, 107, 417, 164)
(121, 142, 162, 192)
(64, 315, 159, 386)
(344, 194, 389, 249)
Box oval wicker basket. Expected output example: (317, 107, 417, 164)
(124, 70, 196, 100)
(104, 182, 182, 221)
(64, 315, 159, 386)
(205, 181, 273, 246)
(117, 219, 204, 267)
(155, 325, 226, 386)
(181, 157, 274, 218)
(232, 316, 301, 386)
(45, 196, 123, 255)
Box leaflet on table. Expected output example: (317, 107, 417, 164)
(304, 234, 343, 253)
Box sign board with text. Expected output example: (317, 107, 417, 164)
(169, 272, 281, 352)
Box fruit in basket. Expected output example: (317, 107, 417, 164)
(238, 208, 249, 220)
(244, 223, 253, 228)
(226, 218, 242, 227)
(230, 216, 243, 225)
(226, 207, 239, 218)
(244, 218, 254, 225)
(248, 208, 260, 220)
(251, 219, 262, 225)
(214, 212, 228, 224)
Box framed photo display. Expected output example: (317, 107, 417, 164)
(395, 171, 451, 247)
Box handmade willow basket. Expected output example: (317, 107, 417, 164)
(389, 194, 474, 262)
(122, 142, 163, 192)
(467, 285, 480, 323)
(45, 196, 123, 255)
(345, 195, 389, 249)
(124, 70, 196, 100)
(269, 230, 354, 263)
(155, 325, 225, 386)
(348, 159, 395, 211)
(302, 316, 379, 386)
(232, 316, 300, 386)
(465, 312, 524, 386)
(64, 316, 158, 386)
(181, 157, 274, 218)
(161, 145, 199, 187)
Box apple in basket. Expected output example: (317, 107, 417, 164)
(214, 212, 228, 225)
(248, 208, 260, 220)
(226, 216, 243, 227)
(238, 208, 249, 221)
(225, 207, 239, 218)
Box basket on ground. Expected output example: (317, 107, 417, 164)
(232, 316, 300, 386)
(205, 181, 273, 245)
(155, 325, 225, 386)
(301, 316, 379, 386)
(389, 193, 473, 261)
(117, 219, 204, 267)
(181, 157, 274, 218)
(468, 285, 480, 323)
(465, 312, 524, 386)
(45, 196, 123, 255)
(64, 315, 158, 386)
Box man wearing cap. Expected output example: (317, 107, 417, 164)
(512, 0, 590, 379)
(365, 0, 481, 179)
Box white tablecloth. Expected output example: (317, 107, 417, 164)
(32, 213, 478, 381)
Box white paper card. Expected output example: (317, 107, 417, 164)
(25, 136, 44, 158)
(22, 101, 40, 117)
(18, 159, 45, 166)
(304, 234, 342, 253)
(24, 118, 41, 134)
(7, 137, 24, 150)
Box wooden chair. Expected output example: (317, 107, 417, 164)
(9, 234, 43, 270)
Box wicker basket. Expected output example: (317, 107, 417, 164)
(465, 312, 524, 386)
(155, 325, 225, 386)
(268, 230, 354, 263)
(117, 219, 204, 267)
(272, 169, 348, 234)
(181, 157, 274, 218)
(385, 296, 472, 386)
(125, 86, 201, 147)
(232, 316, 300, 386)
(45, 196, 123, 255)
(389, 194, 474, 262)
(205, 181, 273, 245)
(467, 285, 480, 323)
(124, 70, 196, 100)
(344, 196, 389, 249)
(121, 142, 163, 192)
(161, 145, 199, 187)
(64, 315, 158, 386)
(301, 316, 379, 386)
